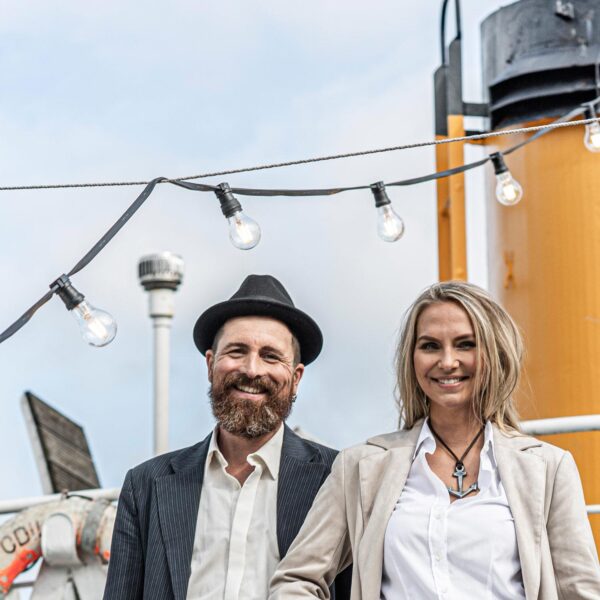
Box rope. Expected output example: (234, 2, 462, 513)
(0, 116, 597, 192)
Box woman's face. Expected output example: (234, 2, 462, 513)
(413, 301, 477, 416)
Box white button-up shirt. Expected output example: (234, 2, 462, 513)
(381, 420, 526, 600)
(186, 424, 283, 600)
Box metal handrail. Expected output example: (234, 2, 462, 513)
(519, 415, 600, 516)
(0, 486, 120, 515)
(521, 415, 600, 436)
(1, 416, 599, 515)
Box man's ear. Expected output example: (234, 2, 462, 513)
(206, 350, 214, 383)
(292, 363, 305, 393)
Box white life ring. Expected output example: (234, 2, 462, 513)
(0, 496, 115, 596)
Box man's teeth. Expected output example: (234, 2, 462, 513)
(438, 378, 463, 384)
(236, 384, 264, 394)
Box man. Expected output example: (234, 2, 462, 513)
(104, 274, 351, 599)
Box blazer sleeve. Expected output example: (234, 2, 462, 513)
(103, 470, 145, 600)
(546, 451, 600, 599)
(269, 450, 352, 599)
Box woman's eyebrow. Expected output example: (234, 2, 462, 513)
(416, 333, 474, 342)
(416, 335, 438, 342)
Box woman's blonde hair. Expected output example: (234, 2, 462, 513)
(396, 281, 523, 431)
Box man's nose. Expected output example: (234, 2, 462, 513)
(239, 353, 262, 378)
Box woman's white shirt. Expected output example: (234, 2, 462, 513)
(381, 420, 526, 600)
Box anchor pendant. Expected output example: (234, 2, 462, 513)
(448, 462, 478, 499)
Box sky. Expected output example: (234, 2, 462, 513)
(0, 0, 508, 506)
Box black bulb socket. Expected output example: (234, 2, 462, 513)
(584, 105, 598, 121)
(216, 183, 243, 218)
(50, 274, 84, 311)
(370, 181, 391, 208)
(490, 152, 508, 175)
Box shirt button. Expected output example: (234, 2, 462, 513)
(435, 554, 441, 561)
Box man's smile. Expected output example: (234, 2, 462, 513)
(233, 382, 268, 396)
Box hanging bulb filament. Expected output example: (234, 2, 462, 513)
(490, 152, 523, 206)
(51, 275, 117, 347)
(370, 182, 405, 242)
(215, 183, 261, 250)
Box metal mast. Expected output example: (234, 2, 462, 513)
(138, 252, 184, 456)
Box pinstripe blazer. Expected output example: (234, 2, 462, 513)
(103, 425, 351, 600)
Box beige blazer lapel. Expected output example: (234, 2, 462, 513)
(493, 428, 545, 600)
(356, 424, 423, 600)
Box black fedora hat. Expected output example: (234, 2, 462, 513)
(193, 274, 323, 365)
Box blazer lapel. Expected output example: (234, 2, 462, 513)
(155, 435, 211, 600)
(277, 426, 329, 557)
(356, 425, 423, 600)
(493, 428, 545, 600)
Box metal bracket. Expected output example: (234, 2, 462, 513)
(40, 513, 82, 568)
(463, 102, 489, 117)
(555, 1, 575, 20)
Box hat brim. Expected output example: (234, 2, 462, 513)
(193, 298, 323, 365)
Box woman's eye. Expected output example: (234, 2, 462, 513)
(419, 342, 438, 350)
(458, 341, 476, 349)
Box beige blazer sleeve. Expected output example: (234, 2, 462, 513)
(546, 451, 600, 599)
(269, 449, 352, 599)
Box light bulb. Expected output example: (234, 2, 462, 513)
(71, 300, 117, 347)
(495, 171, 523, 206)
(51, 275, 117, 347)
(584, 121, 600, 153)
(227, 210, 261, 250)
(215, 182, 261, 250)
(370, 181, 405, 242)
(377, 204, 405, 242)
(490, 152, 523, 207)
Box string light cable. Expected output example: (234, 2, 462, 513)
(0, 110, 598, 192)
(0, 99, 598, 346)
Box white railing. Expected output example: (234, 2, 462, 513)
(521, 415, 600, 515)
(0, 486, 120, 515)
(1, 416, 599, 516)
(521, 414, 600, 436)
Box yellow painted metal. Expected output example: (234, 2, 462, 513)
(485, 117, 600, 545)
(436, 137, 451, 281)
(436, 115, 468, 281)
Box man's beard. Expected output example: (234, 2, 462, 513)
(209, 372, 295, 438)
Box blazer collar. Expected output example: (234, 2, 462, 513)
(158, 424, 330, 596)
(356, 422, 423, 598)
(493, 427, 545, 600)
(277, 425, 330, 557)
(156, 433, 212, 600)
(357, 422, 547, 600)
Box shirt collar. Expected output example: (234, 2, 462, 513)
(207, 423, 284, 480)
(413, 418, 497, 467)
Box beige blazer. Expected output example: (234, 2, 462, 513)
(270, 421, 600, 600)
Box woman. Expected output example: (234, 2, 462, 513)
(269, 281, 600, 599)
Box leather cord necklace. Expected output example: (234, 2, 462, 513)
(428, 422, 485, 499)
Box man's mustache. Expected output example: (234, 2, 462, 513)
(222, 373, 278, 396)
